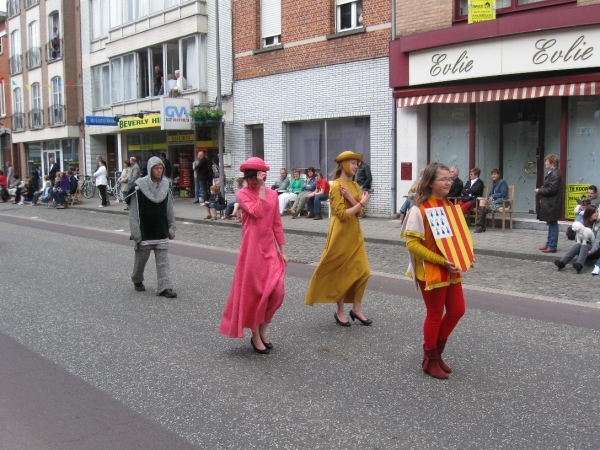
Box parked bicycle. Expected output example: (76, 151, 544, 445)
(80, 175, 96, 199)
(99, 176, 124, 203)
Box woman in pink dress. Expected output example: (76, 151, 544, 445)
(219, 157, 289, 354)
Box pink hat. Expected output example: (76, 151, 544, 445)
(240, 157, 270, 172)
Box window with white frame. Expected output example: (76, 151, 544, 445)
(0, 80, 5, 117)
(336, 0, 363, 32)
(0, 35, 3, 55)
(27, 20, 41, 68)
(30, 82, 43, 128)
(109, 53, 137, 103)
(10, 30, 20, 56)
(52, 77, 63, 106)
(50, 77, 64, 125)
(13, 87, 23, 113)
(91, 0, 110, 40)
(261, 0, 281, 47)
(92, 64, 111, 107)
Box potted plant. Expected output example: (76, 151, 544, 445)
(189, 109, 209, 125)
(206, 108, 225, 124)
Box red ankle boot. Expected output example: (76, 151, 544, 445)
(436, 340, 452, 374)
(422, 347, 449, 379)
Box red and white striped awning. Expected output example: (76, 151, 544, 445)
(397, 82, 598, 108)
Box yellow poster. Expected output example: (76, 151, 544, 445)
(468, 0, 496, 24)
(565, 184, 589, 220)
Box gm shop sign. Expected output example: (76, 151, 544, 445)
(160, 97, 192, 130)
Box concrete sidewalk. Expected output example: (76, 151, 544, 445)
(74, 197, 574, 262)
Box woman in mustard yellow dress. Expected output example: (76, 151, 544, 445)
(304, 151, 372, 327)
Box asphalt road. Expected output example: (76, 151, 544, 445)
(0, 210, 599, 449)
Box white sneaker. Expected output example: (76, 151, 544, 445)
(99, 205, 105, 208)
(592, 266, 599, 275)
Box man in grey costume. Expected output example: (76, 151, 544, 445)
(129, 156, 177, 298)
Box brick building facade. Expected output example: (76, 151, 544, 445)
(231, 0, 393, 216)
(0, 10, 13, 169)
(7, 0, 83, 182)
(391, 0, 600, 218)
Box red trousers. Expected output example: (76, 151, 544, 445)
(418, 280, 465, 350)
(457, 200, 473, 214)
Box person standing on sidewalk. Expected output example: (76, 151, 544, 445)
(401, 162, 473, 380)
(192, 152, 202, 203)
(219, 157, 288, 354)
(93, 160, 108, 208)
(535, 154, 562, 253)
(125, 157, 141, 210)
(129, 156, 177, 298)
(304, 151, 372, 327)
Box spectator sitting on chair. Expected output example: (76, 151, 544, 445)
(278, 169, 303, 215)
(223, 178, 244, 220)
(271, 168, 290, 194)
(54, 172, 71, 209)
(287, 167, 316, 218)
(457, 168, 484, 215)
(8, 174, 22, 198)
(0, 170, 10, 203)
(204, 185, 225, 221)
(393, 170, 423, 223)
(473, 169, 509, 233)
(305, 170, 330, 220)
(448, 166, 463, 198)
(31, 180, 52, 206)
(356, 160, 372, 193)
(15, 177, 35, 205)
(573, 186, 600, 223)
(69, 169, 78, 195)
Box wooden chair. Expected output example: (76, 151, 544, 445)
(490, 185, 515, 231)
(469, 184, 489, 226)
(68, 186, 84, 206)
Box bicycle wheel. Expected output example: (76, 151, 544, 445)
(82, 182, 95, 199)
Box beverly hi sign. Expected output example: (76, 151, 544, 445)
(408, 25, 598, 86)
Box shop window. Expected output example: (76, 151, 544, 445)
(429, 104, 469, 173)
(456, 0, 574, 19)
(336, 0, 363, 32)
(261, 0, 281, 48)
(287, 117, 370, 176)
(567, 96, 600, 185)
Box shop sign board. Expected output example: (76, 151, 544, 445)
(86, 116, 118, 126)
(160, 97, 193, 130)
(118, 114, 161, 130)
(468, 0, 495, 25)
(409, 25, 600, 86)
(565, 184, 589, 220)
(168, 133, 195, 143)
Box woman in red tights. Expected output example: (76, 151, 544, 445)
(401, 162, 473, 379)
(457, 168, 484, 214)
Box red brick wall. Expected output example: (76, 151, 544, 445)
(396, 0, 452, 38)
(0, 20, 11, 119)
(234, 0, 391, 80)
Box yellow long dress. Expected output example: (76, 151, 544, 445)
(304, 179, 370, 305)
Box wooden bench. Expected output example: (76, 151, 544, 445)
(490, 185, 515, 231)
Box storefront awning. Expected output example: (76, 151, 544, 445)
(397, 81, 598, 108)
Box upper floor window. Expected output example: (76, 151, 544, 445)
(109, 0, 194, 29)
(25, 0, 39, 9)
(8, 0, 20, 17)
(13, 87, 23, 113)
(457, 0, 573, 19)
(92, 64, 111, 108)
(91, 0, 110, 40)
(9, 31, 22, 75)
(336, 0, 362, 32)
(48, 13, 62, 62)
(27, 21, 41, 69)
(0, 35, 3, 55)
(261, 0, 281, 48)
(0, 80, 6, 118)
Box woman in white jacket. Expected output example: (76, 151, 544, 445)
(94, 160, 108, 207)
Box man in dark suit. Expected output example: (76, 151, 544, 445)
(159, 152, 172, 179)
(535, 154, 562, 253)
(457, 167, 484, 214)
(48, 158, 59, 181)
(448, 166, 463, 199)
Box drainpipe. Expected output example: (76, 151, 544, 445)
(215, 0, 225, 195)
(390, 0, 397, 216)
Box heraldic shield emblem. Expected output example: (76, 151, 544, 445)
(423, 198, 475, 272)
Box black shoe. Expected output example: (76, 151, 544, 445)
(554, 260, 565, 271)
(334, 312, 351, 327)
(261, 338, 273, 350)
(134, 282, 145, 292)
(306, 212, 315, 219)
(251, 338, 270, 354)
(159, 289, 177, 298)
(349, 309, 373, 326)
(193, 200, 200, 204)
(573, 262, 583, 273)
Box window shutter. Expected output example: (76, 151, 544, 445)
(261, 0, 281, 39)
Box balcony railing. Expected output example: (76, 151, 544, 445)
(28, 109, 44, 129)
(12, 113, 25, 132)
(26, 48, 42, 69)
(25, 0, 39, 8)
(46, 38, 62, 63)
(8, 0, 20, 17)
(48, 104, 65, 126)
(9, 55, 22, 75)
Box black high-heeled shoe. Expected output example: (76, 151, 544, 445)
(334, 312, 351, 327)
(349, 310, 372, 326)
(250, 338, 270, 354)
(261, 337, 273, 350)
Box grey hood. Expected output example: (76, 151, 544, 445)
(134, 156, 170, 202)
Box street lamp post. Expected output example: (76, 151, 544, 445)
(215, 0, 225, 195)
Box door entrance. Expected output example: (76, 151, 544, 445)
(41, 149, 61, 179)
(501, 100, 543, 214)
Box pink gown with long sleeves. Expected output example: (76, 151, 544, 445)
(219, 185, 286, 338)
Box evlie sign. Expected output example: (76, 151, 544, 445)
(408, 25, 599, 86)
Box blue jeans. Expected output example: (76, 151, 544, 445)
(194, 178, 200, 201)
(225, 198, 237, 216)
(545, 221, 559, 251)
(400, 194, 415, 214)
(307, 194, 329, 214)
